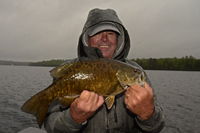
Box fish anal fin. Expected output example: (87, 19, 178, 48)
(59, 95, 79, 108)
(105, 96, 115, 109)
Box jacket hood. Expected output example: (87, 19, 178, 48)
(78, 8, 130, 61)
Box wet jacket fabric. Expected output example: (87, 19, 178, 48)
(44, 8, 165, 133)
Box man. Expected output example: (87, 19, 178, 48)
(44, 8, 165, 133)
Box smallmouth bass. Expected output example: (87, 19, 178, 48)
(21, 58, 146, 128)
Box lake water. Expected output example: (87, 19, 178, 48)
(0, 65, 199, 133)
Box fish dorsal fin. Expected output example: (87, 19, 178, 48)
(59, 95, 79, 108)
(50, 63, 74, 79)
(105, 96, 115, 109)
(106, 82, 119, 95)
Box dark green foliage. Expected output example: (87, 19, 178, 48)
(131, 55, 200, 71)
(29, 59, 67, 67)
(0, 60, 29, 66)
(2, 55, 199, 71)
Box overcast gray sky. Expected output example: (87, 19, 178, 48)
(0, 0, 200, 62)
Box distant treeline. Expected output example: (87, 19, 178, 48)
(29, 59, 67, 67)
(0, 60, 29, 66)
(2, 55, 200, 71)
(131, 55, 200, 71)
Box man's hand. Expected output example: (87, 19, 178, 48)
(70, 90, 104, 124)
(124, 82, 154, 121)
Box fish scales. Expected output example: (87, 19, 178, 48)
(21, 58, 146, 128)
(52, 59, 119, 95)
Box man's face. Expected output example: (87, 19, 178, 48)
(88, 30, 117, 59)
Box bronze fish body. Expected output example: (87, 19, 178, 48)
(21, 58, 146, 128)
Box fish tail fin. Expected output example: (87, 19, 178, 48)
(21, 91, 49, 128)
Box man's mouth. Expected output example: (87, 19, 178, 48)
(99, 45, 109, 48)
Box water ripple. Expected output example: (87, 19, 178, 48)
(0, 66, 200, 133)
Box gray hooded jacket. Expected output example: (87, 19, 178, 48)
(44, 8, 165, 133)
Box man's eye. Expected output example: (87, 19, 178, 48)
(108, 32, 115, 35)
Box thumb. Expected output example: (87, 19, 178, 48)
(144, 82, 153, 94)
(97, 96, 104, 107)
(144, 82, 151, 89)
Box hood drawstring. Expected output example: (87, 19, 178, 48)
(114, 100, 118, 123)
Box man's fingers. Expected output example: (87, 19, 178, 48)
(79, 90, 90, 102)
(78, 91, 104, 108)
(88, 92, 98, 104)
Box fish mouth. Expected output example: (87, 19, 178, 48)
(123, 72, 145, 89)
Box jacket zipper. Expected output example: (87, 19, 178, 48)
(105, 106, 109, 133)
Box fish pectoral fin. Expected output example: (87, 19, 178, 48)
(106, 82, 119, 95)
(105, 96, 115, 109)
(59, 95, 79, 108)
(116, 68, 127, 88)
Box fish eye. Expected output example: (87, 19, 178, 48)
(134, 69, 137, 72)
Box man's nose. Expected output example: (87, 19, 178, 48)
(101, 32, 108, 42)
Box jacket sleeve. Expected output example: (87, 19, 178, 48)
(44, 100, 84, 133)
(126, 60, 165, 132)
(135, 75, 165, 133)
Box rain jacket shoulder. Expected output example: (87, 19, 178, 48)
(44, 8, 165, 133)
